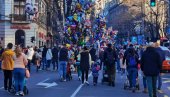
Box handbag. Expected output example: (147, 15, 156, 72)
(25, 68, 30, 78)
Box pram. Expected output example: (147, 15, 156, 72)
(123, 69, 140, 90)
(11, 78, 29, 95)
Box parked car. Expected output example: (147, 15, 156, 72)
(160, 46, 170, 72)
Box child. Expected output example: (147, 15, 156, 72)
(92, 62, 100, 86)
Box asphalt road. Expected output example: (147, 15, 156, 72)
(0, 66, 170, 97)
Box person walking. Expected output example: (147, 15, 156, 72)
(123, 48, 139, 92)
(59, 44, 69, 82)
(1, 43, 15, 93)
(26, 46, 34, 72)
(52, 46, 59, 71)
(141, 42, 162, 97)
(80, 46, 92, 85)
(13, 46, 28, 96)
(103, 43, 117, 87)
(89, 45, 97, 62)
(42, 45, 47, 70)
(46, 47, 53, 71)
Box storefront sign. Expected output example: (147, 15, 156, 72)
(10, 25, 31, 29)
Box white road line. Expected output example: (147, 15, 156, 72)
(167, 87, 170, 90)
(70, 72, 92, 97)
(0, 87, 4, 89)
(164, 95, 168, 97)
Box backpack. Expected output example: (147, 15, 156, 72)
(128, 55, 137, 67)
(106, 50, 115, 64)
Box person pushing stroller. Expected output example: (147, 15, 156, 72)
(123, 44, 139, 92)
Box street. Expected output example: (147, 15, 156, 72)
(0, 66, 170, 97)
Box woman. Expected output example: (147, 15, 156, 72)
(34, 48, 42, 72)
(46, 47, 53, 71)
(80, 46, 92, 85)
(13, 46, 28, 96)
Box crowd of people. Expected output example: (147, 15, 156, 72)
(0, 41, 166, 97)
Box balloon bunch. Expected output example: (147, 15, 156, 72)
(64, 0, 95, 46)
(25, 0, 38, 15)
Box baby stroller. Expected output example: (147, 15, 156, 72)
(123, 69, 140, 91)
(11, 78, 29, 95)
(101, 64, 109, 84)
(66, 59, 74, 81)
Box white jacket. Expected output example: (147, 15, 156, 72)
(46, 49, 53, 60)
(27, 48, 34, 60)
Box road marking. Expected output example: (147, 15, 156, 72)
(70, 72, 92, 97)
(0, 87, 4, 89)
(164, 95, 168, 97)
(162, 78, 170, 80)
(167, 87, 170, 90)
(163, 80, 170, 84)
(37, 78, 58, 88)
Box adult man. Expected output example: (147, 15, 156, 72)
(141, 42, 162, 97)
(103, 43, 117, 87)
(52, 46, 59, 71)
(26, 46, 34, 72)
(1, 43, 15, 92)
(59, 44, 68, 82)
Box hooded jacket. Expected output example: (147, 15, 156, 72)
(1, 49, 15, 70)
(141, 47, 162, 76)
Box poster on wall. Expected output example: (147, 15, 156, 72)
(131, 36, 137, 44)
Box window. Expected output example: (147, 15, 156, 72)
(14, 0, 26, 15)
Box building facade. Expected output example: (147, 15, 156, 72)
(0, 0, 52, 48)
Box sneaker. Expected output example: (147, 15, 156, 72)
(19, 91, 24, 96)
(63, 79, 67, 82)
(142, 89, 148, 93)
(132, 87, 136, 93)
(78, 77, 81, 81)
(15, 92, 20, 96)
(85, 81, 89, 85)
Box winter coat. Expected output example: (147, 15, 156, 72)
(80, 50, 92, 71)
(141, 47, 162, 76)
(103, 48, 117, 65)
(59, 47, 68, 61)
(52, 47, 59, 60)
(42, 47, 47, 58)
(1, 49, 15, 70)
(27, 48, 34, 60)
(89, 48, 97, 61)
(46, 49, 53, 60)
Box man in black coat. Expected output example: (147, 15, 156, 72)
(141, 42, 162, 97)
(89, 45, 97, 62)
(103, 43, 117, 87)
(52, 46, 59, 71)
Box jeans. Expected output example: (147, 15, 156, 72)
(157, 74, 162, 90)
(143, 76, 147, 89)
(46, 60, 52, 69)
(3, 70, 13, 90)
(52, 59, 58, 70)
(127, 68, 138, 88)
(41, 57, 46, 69)
(146, 76, 158, 97)
(13, 68, 25, 92)
(76, 62, 81, 78)
(59, 61, 67, 79)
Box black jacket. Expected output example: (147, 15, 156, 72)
(59, 47, 68, 61)
(80, 50, 90, 71)
(42, 47, 47, 58)
(89, 48, 97, 61)
(52, 47, 59, 60)
(103, 48, 117, 65)
(141, 47, 162, 76)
